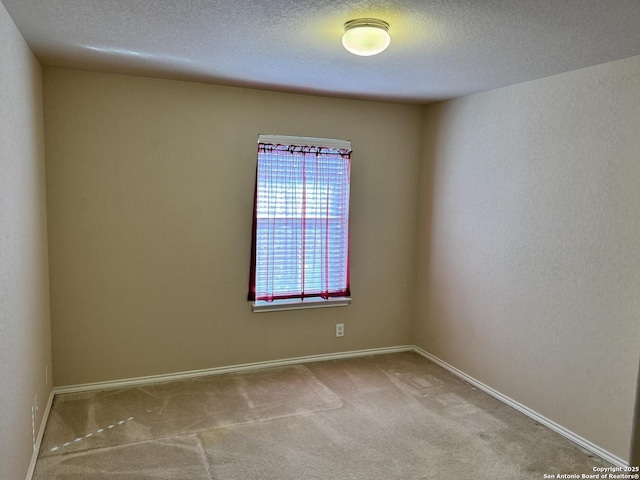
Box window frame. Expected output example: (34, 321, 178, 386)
(248, 135, 352, 313)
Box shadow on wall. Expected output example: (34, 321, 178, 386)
(412, 104, 450, 341)
(412, 107, 439, 333)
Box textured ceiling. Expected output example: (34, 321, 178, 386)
(3, 0, 640, 103)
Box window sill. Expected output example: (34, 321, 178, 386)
(251, 297, 351, 313)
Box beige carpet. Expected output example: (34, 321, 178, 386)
(34, 352, 611, 479)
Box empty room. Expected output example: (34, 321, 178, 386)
(2, 1, 639, 479)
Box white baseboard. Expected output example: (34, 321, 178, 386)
(411, 346, 627, 468)
(25, 389, 54, 480)
(53, 346, 414, 394)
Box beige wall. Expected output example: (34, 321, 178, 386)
(43, 68, 422, 387)
(632, 359, 640, 465)
(415, 56, 640, 460)
(0, 3, 52, 480)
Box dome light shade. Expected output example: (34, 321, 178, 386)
(342, 18, 390, 56)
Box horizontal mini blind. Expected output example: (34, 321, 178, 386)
(248, 137, 351, 302)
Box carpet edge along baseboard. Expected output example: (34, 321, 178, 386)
(48, 345, 626, 470)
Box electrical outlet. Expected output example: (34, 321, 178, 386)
(336, 323, 344, 337)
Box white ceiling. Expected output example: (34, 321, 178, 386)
(4, 0, 640, 104)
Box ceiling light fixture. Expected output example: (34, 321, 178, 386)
(342, 18, 390, 56)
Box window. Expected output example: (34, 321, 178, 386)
(248, 135, 351, 312)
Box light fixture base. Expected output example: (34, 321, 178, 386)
(343, 18, 390, 32)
